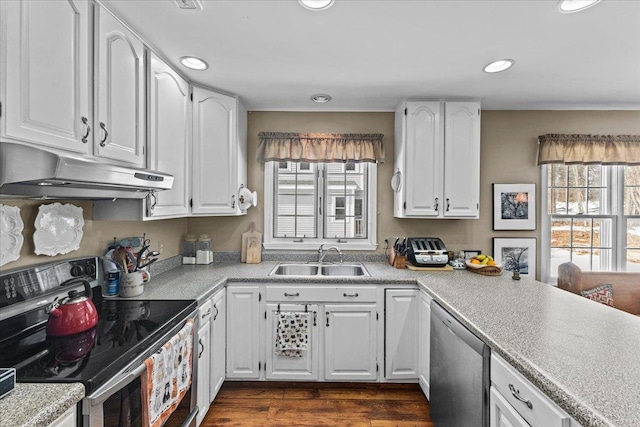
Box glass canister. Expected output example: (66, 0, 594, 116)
(196, 234, 213, 264)
(182, 234, 197, 264)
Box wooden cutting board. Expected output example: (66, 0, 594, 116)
(242, 222, 262, 263)
(246, 236, 262, 264)
(406, 262, 453, 272)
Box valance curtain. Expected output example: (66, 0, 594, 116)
(256, 132, 385, 163)
(537, 134, 640, 165)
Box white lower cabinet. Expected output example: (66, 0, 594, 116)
(226, 285, 262, 379)
(209, 288, 226, 402)
(491, 353, 581, 427)
(418, 290, 432, 398)
(324, 304, 378, 381)
(384, 289, 419, 380)
(196, 300, 212, 426)
(266, 303, 320, 380)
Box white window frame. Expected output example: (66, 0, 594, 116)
(263, 161, 378, 251)
(541, 164, 632, 284)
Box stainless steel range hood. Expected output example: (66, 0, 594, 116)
(0, 142, 173, 199)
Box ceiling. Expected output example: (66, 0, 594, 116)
(102, 0, 640, 111)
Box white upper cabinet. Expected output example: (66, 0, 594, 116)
(191, 86, 247, 216)
(394, 99, 481, 219)
(1, 0, 91, 153)
(147, 52, 191, 218)
(94, 6, 145, 166)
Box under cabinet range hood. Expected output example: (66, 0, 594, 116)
(0, 142, 173, 199)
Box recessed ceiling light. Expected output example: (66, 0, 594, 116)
(557, 0, 601, 13)
(483, 59, 515, 73)
(310, 94, 332, 103)
(180, 56, 209, 71)
(298, 0, 335, 11)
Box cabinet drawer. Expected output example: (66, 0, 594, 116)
(491, 354, 570, 427)
(266, 285, 377, 302)
(198, 299, 213, 324)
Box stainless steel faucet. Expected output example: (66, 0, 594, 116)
(317, 244, 343, 263)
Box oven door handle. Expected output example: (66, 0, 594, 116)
(85, 362, 147, 407)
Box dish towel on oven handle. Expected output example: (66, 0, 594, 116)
(141, 318, 194, 427)
(275, 311, 310, 358)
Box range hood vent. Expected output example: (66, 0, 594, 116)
(0, 143, 173, 200)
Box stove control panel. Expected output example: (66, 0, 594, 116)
(0, 257, 98, 310)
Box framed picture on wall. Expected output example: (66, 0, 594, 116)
(493, 238, 536, 277)
(493, 183, 536, 230)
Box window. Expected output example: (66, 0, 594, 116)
(542, 164, 640, 282)
(264, 161, 377, 250)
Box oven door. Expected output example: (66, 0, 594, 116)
(82, 312, 199, 427)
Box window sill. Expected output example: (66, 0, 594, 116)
(263, 240, 378, 251)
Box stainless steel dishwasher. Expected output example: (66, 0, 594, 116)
(430, 301, 490, 427)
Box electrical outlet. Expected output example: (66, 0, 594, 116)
(158, 241, 165, 254)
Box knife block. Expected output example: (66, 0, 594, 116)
(388, 248, 407, 269)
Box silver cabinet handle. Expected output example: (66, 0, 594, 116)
(213, 303, 219, 321)
(99, 122, 108, 146)
(201, 307, 211, 319)
(325, 311, 330, 327)
(434, 197, 439, 212)
(198, 338, 204, 358)
(284, 292, 300, 297)
(446, 198, 450, 212)
(231, 195, 236, 209)
(509, 384, 533, 409)
(81, 116, 91, 143)
(343, 293, 359, 297)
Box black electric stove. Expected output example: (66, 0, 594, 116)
(0, 258, 196, 394)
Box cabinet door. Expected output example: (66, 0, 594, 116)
(418, 291, 432, 398)
(324, 304, 377, 381)
(191, 87, 240, 215)
(147, 52, 190, 218)
(265, 303, 319, 380)
(94, 7, 145, 166)
(443, 101, 481, 218)
(385, 289, 419, 380)
(490, 387, 529, 427)
(209, 288, 226, 402)
(404, 101, 443, 217)
(226, 286, 261, 379)
(196, 320, 211, 426)
(1, 0, 90, 153)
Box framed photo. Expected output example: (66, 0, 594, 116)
(493, 238, 536, 278)
(493, 184, 536, 230)
(463, 250, 482, 260)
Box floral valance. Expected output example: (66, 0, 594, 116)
(537, 134, 640, 165)
(256, 132, 385, 164)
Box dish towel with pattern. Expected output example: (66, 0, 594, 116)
(275, 311, 310, 357)
(141, 318, 194, 427)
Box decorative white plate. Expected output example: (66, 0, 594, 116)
(238, 187, 258, 211)
(34, 203, 84, 256)
(0, 204, 24, 266)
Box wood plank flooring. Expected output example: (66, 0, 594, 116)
(201, 382, 433, 427)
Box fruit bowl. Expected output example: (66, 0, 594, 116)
(465, 260, 502, 269)
(465, 260, 503, 276)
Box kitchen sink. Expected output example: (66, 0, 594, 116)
(269, 262, 369, 277)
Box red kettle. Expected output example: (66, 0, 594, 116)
(46, 279, 98, 337)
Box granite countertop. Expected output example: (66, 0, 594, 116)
(0, 383, 84, 427)
(8, 260, 640, 427)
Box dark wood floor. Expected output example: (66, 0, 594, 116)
(201, 382, 433, 426)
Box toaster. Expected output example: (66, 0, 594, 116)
(406, 237, 449, 267)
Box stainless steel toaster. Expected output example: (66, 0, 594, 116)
(406, 237, 449, 267)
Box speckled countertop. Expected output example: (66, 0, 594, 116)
(0, 383, 84, 427)
(7, 261, 640, 427)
